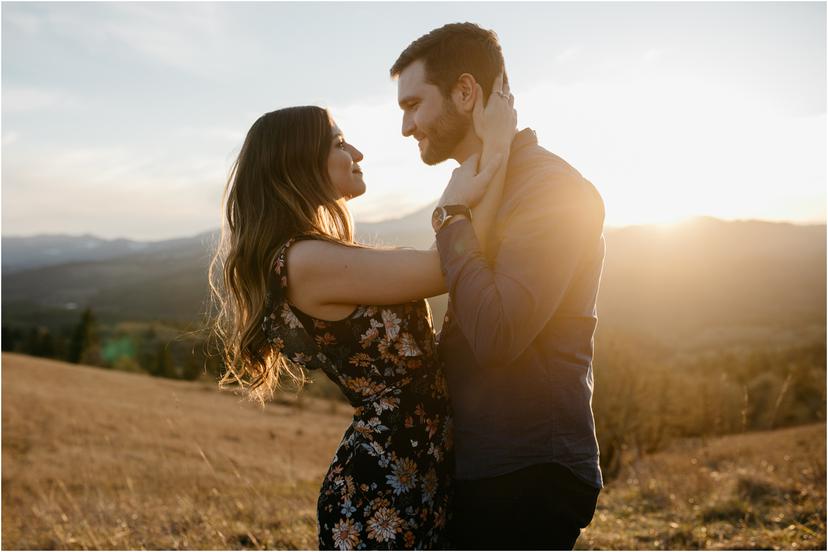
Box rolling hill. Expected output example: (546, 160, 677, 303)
(3, 353, 824, 550)
(2, 212, 825, 348)
(1, 232, 214, 274)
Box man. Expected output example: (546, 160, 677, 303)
(390, 23, 605, 550)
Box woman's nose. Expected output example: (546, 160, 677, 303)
(349, 145, 363, 162)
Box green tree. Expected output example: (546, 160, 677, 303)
(2, 326, 24, 352)
(68, 308, 102, 365)
(22, 326, 55, 358)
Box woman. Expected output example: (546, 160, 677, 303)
(210, 78, 515, 549)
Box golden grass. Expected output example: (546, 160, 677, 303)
(2, 353, 351, 549)
(2, 352, 825, 550)
(578, 424, 826, 550)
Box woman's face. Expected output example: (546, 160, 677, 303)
(327, 122, 365, 200)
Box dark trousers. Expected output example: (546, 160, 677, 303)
(450, 462, 600, 550)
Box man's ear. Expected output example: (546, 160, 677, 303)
(451, 73, 478, 114)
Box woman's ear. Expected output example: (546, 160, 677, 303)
(451, 73, 478, 114)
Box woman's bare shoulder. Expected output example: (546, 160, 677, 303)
(285, 238, 361, 279)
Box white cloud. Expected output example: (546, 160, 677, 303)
(2, 139, 231, 238)
(42, 3, 247, 81)
(2, 132, 20, 146)
(4, 10, 41, 34)
(173, 126, 246, 144)
(556, 46, 581, 63)
(642, 48, 666, 63)
(2, 86, 79, 113)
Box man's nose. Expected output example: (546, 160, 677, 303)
(401, 114, 415, 137)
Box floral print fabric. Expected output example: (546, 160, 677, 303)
(262, 236, 454, 550)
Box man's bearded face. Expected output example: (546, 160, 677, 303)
(397, 59, 470, 165)
(418, 98, 470, 165)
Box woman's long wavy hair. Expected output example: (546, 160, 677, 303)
(208, 106, 354, 405)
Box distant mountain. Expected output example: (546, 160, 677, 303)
(1, 231, 218, 274)
(2, 216, 825, 350)
(0, 206, 435, 275)
(599, 217, 826, 349)
(356, 202, 436, 249)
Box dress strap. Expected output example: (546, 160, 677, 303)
(263, 234, 336, 373)
(273, 233, 320, 294)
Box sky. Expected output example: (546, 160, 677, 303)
(2, 1, 826, 240)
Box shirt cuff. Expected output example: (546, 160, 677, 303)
(435, 217, 481, 278)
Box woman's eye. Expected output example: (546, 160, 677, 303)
(337, 140, 346, 149)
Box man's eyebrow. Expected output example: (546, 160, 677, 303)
(398, 95, 419, 108)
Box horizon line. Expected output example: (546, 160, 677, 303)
(2, 213, 826, 243)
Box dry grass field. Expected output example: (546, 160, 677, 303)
(2, 353, 349, 549)
(2, 352, 826, 550)
(577, 425, 826, 550)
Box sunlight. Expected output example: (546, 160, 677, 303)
(518, 79, 826, 229)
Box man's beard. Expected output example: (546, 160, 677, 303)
(421, 99, 470, 166)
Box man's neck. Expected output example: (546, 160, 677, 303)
(451, 130, 483, 164)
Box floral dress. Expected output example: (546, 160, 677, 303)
(262, 236, 454, 550)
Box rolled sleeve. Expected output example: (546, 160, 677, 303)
(436, 176, 604, 369)
(436, 218, 482, 279)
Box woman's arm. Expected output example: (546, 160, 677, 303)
(285, 239, 445, 310)
(284, 154, 503, 313)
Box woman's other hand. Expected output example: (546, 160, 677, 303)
(473, 74, 517, 150)
(438, 151, 504, 208)
(435, 74, 514, 209)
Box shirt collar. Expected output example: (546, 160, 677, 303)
(510, 128, 537, 154)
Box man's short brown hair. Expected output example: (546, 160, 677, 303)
(390, 22, 506, 99)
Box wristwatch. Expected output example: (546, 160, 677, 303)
(432, 204, 472, 232)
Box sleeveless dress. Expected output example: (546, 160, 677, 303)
(262, 236, 454, 550)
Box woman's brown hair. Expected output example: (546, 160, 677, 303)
(208, 106, 353, 405)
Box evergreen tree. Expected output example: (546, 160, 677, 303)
(38, 327, 56, 358)
(24, 327, 42, 356)
(2, 326, 24, 352)
(68, 308, 101, 365)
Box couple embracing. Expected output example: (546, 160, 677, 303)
(211, 22, 605, 551)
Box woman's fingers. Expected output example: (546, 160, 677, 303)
(474, 73, 516, 142)
(475, 153, 503, 184)
(474, 84, 484, 114)
(462, 152, 480, 172)
(492, 73, 504, 97)
(473, 83, 485, 133)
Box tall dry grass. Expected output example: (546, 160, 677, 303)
(578, 423, 826, 550)
(2, 353, 825, 550)
(2, 353, 350, 549)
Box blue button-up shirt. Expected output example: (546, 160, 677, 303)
(436, 128, 605, 488)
